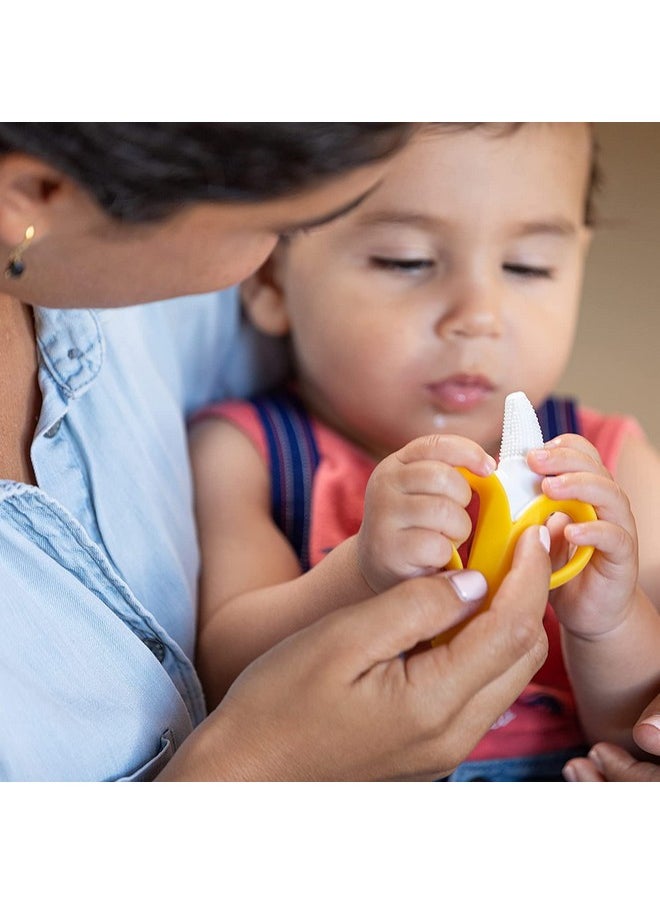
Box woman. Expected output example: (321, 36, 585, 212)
(0, 122, 552, 781)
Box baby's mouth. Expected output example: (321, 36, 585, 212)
(425, 374, 495, 413)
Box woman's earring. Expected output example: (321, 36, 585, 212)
(5, 225, 35, 279)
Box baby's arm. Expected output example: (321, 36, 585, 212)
(613, 430, 660, 608)
(191, 417, 371, 709)
(191, 419, 494, 709)
(528, 436, 660, 749)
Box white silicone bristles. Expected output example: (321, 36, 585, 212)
(495, 391, 545, 518)
(499, 391, 544, 461)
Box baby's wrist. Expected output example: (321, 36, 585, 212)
(561, 587, 641, 643)
(349, 534, 381, 597)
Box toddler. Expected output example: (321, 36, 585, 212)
(190, 123, 660, 780)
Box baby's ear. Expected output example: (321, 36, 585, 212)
(241, 252, 290, 337)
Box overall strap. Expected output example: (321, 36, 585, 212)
(251, 392, 320, 572)
(536, 395, 581, 441)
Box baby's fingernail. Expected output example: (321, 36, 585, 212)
(562, 764, 577, 782)
(529, 449, 550, 461)
(539, 525, 551, 552)
(444, 569, 488, 602)
(485, 455, 497, 473)
(565, 523, 586, 542)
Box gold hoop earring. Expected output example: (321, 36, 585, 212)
(5, 225, 36, 279)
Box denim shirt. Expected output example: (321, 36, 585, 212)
(0, 288, 287, 781)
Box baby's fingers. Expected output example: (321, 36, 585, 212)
(528, 437, 607, 480)
(542, 470, 636, 535)
(396, 493, 473, 546)
(390, 527, 460, 577)
(564, 518, 636, 573)
(376, 435, 496, 510)
(542, 432, 603, 461)
(392, 459, 475, 508)
(397, 434, 496, 477)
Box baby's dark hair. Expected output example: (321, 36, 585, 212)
(0, 123, 414, 223)
(429, 123, 602, 226)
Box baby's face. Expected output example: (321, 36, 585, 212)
(272, 124, 593, 459)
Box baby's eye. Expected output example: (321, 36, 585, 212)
(503, 262, 553, 279)
(370, 256, 434, 273)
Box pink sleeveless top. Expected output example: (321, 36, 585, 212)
(200, 399, 643, 760)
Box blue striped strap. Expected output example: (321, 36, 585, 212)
(251, 392, 320, 572)
(536, 395, 580, 441)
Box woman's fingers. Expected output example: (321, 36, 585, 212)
(564, 742, 660, 782)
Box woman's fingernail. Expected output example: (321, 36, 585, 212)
(634, 715, 660, 754)
(587, 747, 604, 772)
(637, 714, 660, 733)
(444, 569, 488, 602)
(539, 525, 551, 552)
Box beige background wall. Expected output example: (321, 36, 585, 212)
(557, 122, 660, 446)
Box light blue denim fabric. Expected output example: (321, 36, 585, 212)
(0, 288, 287, 781)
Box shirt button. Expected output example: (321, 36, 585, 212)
(44, 419, 63, 438)
(142, 636, 166, 662)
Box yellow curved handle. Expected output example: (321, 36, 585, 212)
(522, 494, 597, 589)
(446, 468, 597, 596)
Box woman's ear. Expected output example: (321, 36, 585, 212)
(0, 154, 65, 249)
(241, 250, 291, 337)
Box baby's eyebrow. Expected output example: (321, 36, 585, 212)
(353, 210, 439, 230)
(514, 219, 577, 238)
(350, 211, 580, 237)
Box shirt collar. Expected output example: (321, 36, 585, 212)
(34, 307, 104, 398)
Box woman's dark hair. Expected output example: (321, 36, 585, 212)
(0, 123, 414, 223)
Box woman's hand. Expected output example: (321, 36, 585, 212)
(563, 692, 660, 781)
(563, 743, 660, 781)
(158, 526, 551, 781)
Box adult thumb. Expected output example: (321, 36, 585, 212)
(633, 695, 660, 755)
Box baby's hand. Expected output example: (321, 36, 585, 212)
(527, 434, 639, 636)
(357, 434, 495, 593)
